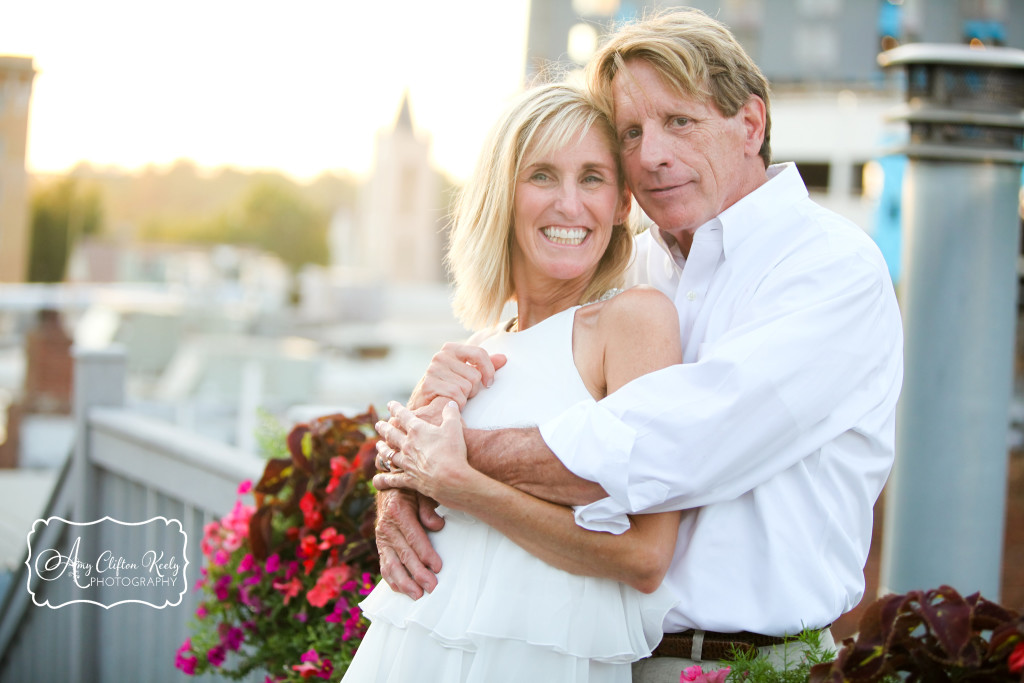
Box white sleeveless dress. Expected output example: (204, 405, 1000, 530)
(342, 305, 677, 683)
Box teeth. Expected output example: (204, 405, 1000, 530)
(542, 227, 588, 245)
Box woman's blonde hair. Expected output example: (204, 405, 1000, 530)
(586, 8, 773, 167)
(447, 83, 634, 330)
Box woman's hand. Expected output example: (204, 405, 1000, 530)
(374, 400, 477, 506)
(407, 343, 507, 410)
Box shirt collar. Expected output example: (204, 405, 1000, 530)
(719, 162, 808, 259)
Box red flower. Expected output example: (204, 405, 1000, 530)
(329, 456, 351, 477)
(1009, 641, 1024, 673)
(318, 527, 345, 551)
(307, 565, 352, 608)
(299, 492, 324, 530)
(273, 576, 302, 605)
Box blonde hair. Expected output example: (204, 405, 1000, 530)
(447, 83, 634, 330)
(586, 8, 772, 167)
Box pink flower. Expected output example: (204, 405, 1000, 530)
(292, 649, 333, 679)
(1010, 642, 1024, 673)
(680, 664, 730, 683)
(237, 479, 253, 495)
(265, 553, 281, 574)
(238, 553, 256, 573)
(195, 604, 207, 619)
(207, 644, 227, 667)
(175, 639, 198, 675)
(214, 575, 233, 601)
(342, 605, 365, 641)
(221, 625, 245, 651)
(213, 549, 230, 566)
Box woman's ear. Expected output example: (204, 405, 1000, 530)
(615, 188, 633, 225)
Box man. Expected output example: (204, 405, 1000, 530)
(375, 8, 903, 681)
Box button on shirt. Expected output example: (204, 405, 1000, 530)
(538, 163, 904, 636)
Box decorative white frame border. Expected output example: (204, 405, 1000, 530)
(25, 516, 190, 610)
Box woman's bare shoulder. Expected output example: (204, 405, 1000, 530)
(599, 285, 679, 333)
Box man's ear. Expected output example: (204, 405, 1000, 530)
(615, 188, 633, 225)
(739, 95, 767, 159)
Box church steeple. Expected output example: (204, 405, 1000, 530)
(394, 91, 414, 133)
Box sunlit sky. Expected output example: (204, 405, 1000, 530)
(2, 0, 532, 183)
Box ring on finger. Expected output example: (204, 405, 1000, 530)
(383, 448, 395, 471)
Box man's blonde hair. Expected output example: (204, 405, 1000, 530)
(447, 83, 634, 330)
(586, 8, 772, 167)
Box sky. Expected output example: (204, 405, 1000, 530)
(2, 0, 531, 183)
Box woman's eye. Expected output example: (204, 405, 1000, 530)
(531, 172, 550, 182)
(582, 174, 603, 185)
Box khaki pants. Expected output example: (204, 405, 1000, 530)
(631, 629, 836, 683)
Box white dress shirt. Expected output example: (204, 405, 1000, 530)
(538, 163, 904, 636)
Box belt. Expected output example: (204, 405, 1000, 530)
(651, 629, 787, 661)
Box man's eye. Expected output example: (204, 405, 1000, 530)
(621, 128, 640, 141)
(671, 117, 690, 127)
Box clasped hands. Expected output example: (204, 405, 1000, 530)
(371, 343, 506, 599)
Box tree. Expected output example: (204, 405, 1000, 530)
(27, 178, 103, 282)
(234, 181, 329, 270)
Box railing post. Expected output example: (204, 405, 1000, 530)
(878, 45, 1024, 599)
(69, 345, 126, 683)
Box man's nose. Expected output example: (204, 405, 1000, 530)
(639, 127, 672, 170)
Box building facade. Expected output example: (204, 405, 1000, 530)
(0, 56, 36, 283)
(356, 94, 446, 284)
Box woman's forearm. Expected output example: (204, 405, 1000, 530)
(440, 465, 677, 594)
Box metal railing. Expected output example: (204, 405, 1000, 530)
(0, 348, 266, 683)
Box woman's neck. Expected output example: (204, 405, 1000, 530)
(513, 279, 590, 331)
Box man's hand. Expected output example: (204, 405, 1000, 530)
(407, 343, 507, 410)
(374, 488, 444, 599)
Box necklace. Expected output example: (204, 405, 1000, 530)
(506, 288, 624, 333)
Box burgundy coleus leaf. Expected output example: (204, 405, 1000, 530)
(839, 593, 909, 678)
(247, 505, 274, 560)
(355, 440, 379, 478)
(338, 537, 378, 568)
(287, 424, 312, 474)
(254, 458, 292, 495)
(914, 586, 975, 666)
(987, 617, 1024, 662)
(323, 472, 354, 510)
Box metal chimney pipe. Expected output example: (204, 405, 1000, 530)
(878, 44, 1024, 600)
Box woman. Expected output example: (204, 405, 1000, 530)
(341, 83, 682, 683)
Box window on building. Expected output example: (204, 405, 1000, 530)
(796, 162, 830, 192)
(852, 163, 866, 194)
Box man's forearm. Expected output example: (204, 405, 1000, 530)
(464, 426, 607, 506)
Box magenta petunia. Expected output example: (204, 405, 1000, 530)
(207, 644, 227, 667)
(237, 479, 253, 495)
